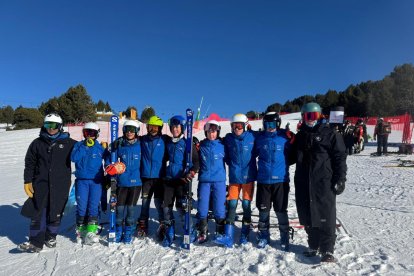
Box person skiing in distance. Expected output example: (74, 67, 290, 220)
(342, 120, 355, 156)
(104, 119, 141, 243)
(195, 120, 226, 243)
(292, 102, 347, 263)
(137, 115, 168, 239)
(70, 122, 105, 244)
(162, 115, 199, 247)
(253, 112, 293, 251)
(214, 113, 257, 247)
(19, 113, 76, 252)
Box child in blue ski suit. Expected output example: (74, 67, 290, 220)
(254, 112, 293, 251)
(161, 115, 199, 247)
(137, 115, 168, 239)
(195, 120, 226, 243)
(104, 119, 142, 243)
(214, 113, 257, 248)
(71, 122, 105, 244)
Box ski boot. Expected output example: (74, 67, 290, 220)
(196, 218, 208, 244)
(76, 224, 87, 244)
(214, 223, 234, 248)
(320, 252, 336, 263)
(239, 222, 250, 245)
(162, 223, 175, 247)
(303, 248, 318, 257)
(123, 225, 134, 244)
(136, 219, 148, 239)
(257, 229, 270, 249)
(44, 237, 57, 248)
(17, 241, 42, 253)
(276, 212, 290, 251)
(115, 225, 123, 243)
(84, 223, 100, 245)
(157, 222, 166, 242)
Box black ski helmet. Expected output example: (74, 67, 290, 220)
(263, 112, 281, 130)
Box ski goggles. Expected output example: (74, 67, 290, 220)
(231, 122, 245, 130)
(44, 122, 60, 130)
(83, 129, 99, 137)
(123, 125, 139, 133)
(303, 112, 321, 121)
(206, 124, 219, 132)
(169, 118, 184, 127)
(263, 121, 277, 130)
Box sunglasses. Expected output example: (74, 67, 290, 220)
(263, 121, 277, 130)
(83, 129, 98, 137)
(44, 122, 60, 130)
(231, 122, 245, 130)
(124, 125, 138, 133)
(303, 112, 320, 121)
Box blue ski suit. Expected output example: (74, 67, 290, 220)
(197, 138, 226, 220)
(71, 140, 105, 222)
(104, 137, 142, 227)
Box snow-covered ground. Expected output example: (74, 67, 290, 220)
(1, 113, 413, 275)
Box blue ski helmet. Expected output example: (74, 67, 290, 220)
(169, 115, 186, 133)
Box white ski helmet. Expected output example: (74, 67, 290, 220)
(44, 113, 63, 124)
(231, 113, 248, 124)
(204, 120, 221, 137)
(123, 119, 141, 134)
(83, 122, 100, 138)
(43, 113, 63, 131)
(84, 122, 100, 131)
(231, 113, 249, 131)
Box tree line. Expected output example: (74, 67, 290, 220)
(248, 63, 414, 119)
(1, 63, 413, 130)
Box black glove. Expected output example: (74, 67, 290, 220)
(333, 180, 345, 195)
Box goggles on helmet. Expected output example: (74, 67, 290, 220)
(206, 124, 219, 133)
(263, 121, 277, 130)
(303, 112, 320, 121)
(170, 118, 183, 126)
(44, 122, 60, 130)
(124, 125, 138, 133)
(231, 122, 245, 130)
(83, 129, 98, 138)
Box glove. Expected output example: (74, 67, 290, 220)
(101, 141, 108, 149)
(24, 183, 34, 198)
(85, 138, 95, 147)
(183, 171, 196, 184)
(104, 161, 126, 176)
(333, 181, 345, 195)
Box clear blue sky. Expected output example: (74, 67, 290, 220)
(1, 1, 414, 120)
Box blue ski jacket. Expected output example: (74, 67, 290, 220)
(105, 137, 142, 187)
(223, 131, 257, 184)
(71, 140, 105, 182)
(165, 136, 186, 179)
(198, 138, 226, 182)
(254, 130, 291, 184)
(140, 134, 167, 179)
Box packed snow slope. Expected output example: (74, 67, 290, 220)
(1, 113, 413, 275)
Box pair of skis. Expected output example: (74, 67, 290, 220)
(108, 115, 119, 246)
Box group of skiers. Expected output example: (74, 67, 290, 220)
(19, 102, 347, 263)
(339, 118, 367, 155)
(339, 117, 391, 156)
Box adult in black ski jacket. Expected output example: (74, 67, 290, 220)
(19, 114, 76, 252)
(292, 102, 347, 263)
